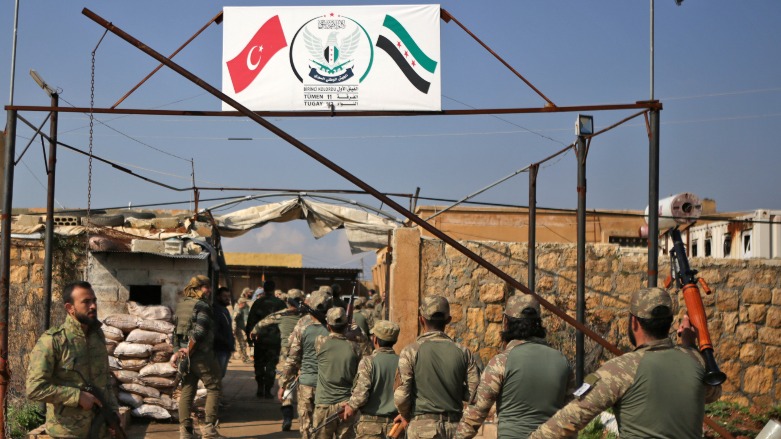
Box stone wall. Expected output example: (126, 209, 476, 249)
(7, 238, 71, 397)
(419, 239, 781, 407)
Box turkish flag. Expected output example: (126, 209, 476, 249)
(226, 15, 287, 93)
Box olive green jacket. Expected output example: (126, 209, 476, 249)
(26, 315, 118, 438)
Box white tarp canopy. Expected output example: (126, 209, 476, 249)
(214, 198, 400, 254)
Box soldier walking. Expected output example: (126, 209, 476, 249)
(455, 295, 574, 438)
(342, 320, 401, 439)
(312, 307, 364, 439)
(394, 295, 479, 439)
(245, 280, 286, 398)
(253, 288, 306, 430)
(530, 288, 723, 438)
(26, 281, 120, 438)
(233, 288, 252, 362)
(172, 275, 223, 439)
(279, 290, 333, 439)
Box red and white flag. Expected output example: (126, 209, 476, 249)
(225, 15, 287, 93)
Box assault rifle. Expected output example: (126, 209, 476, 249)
(388, 421, 405, 439)
(74, 370, 127, 439)
(312, 406, 345, 434)
(346, 282, 357, 325)
(666, 227, 727, 386)
(287, 297, 327, 327)
(282, 378, 298, 400)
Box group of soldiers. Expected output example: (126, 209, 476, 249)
(25, 275, 722, 439)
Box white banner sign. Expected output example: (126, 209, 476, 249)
(222, 5, 441, 111)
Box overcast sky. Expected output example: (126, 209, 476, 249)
(2, 1, 780, 277)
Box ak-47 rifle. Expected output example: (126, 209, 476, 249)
(346, 282, 356, 326)
(282, 378, 298, 400)
(666, 228, 727, 386)
(74, 370, 127, 439)
(388, 421, 405, 439)
(287, 297, 328, 327)
(312, 406, 345, 434)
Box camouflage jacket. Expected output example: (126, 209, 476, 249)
(251, 308, 302, 349)
(455, 338, 575, 439)
(279, 314, 318, 389)
(529, 338, 723, 438)
(394, 330, 480, 421)
(347, 347, 399, 415)
(26, 315, 119, 438)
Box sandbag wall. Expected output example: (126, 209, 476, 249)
(104, 301, 180, 421)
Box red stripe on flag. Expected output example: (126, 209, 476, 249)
(226, 15, 287, 93)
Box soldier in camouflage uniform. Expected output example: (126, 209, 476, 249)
(354, 297, 375, 330)
(455, 295, 574, 439)
(253, 288, 305, 431)
(394, 295, 480, 439)
(279, 290, 334, 439)
(312, 307, 364, 439)
(26, 281, 120, 439)
(233, 290, 252, 362)
(245, 280, 287, 398)
(342, 320, 401, 439)
(530, 287, 723, 438)
(172, 275, 224, 439)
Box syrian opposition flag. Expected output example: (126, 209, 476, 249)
(376, 14, 438, 94)
(226, 15, 287, 93)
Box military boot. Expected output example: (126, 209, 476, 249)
(281, 405, 294, 431)
(179, 425, 196, 439)
(200, 422, 225, 439)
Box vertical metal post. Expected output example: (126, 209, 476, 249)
(0, 109, 18, 433)
(648, 109, 660, 287)
(575, 135, 587, 385)
(650, 0, 655, 100)
(43, 93, 59, 329)
(528, 164, 538, 291)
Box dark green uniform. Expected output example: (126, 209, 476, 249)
(348, 347, 400, 439)
(530, 338, 723, 438)
(313, 333, 363, 439)
(26, 315, 119, 439)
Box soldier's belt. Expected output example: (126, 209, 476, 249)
(412, 412, 462, 422)
(360, 414, 396, 422)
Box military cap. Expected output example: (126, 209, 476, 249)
(319, 285, 333, 294)
(309, 290, 333, 311)
(237, 297, 249, 305)
(504, 294, 541, 318)
(370, 320, 400, 342)
(419, 295, 450, 320)
(630, 287, 673, 319)
(287, 288, 304, 301)
(353, 296, 366, 309)
(326, 307, 348, 326)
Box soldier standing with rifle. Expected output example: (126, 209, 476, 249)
(279, 290, 333, 439)
(245, 280, 286, 398)
(342, 320, 402, 439)
(312, 307, 364, 439)
(26, 281, 121, 438)
(394, 295, 480, 439)
(172, 275, 223, 439)
(252, 288, 306, 431)
(530, 288, 723, 438)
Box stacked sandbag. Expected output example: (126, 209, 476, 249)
(106, 302, 178, 421)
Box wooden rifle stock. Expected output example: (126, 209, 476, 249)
(388, 421, 405, 439)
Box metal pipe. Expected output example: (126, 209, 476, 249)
(0, 110, 18, 434)
(528, 164, 538, 291)
(575, 135, 588, 385)
(8, 0, 20, 104)
(440, 8, 556, 107)
(81, 7, 624, 356)
(650, 0, 655, 100)
(43, 93, 59, 330)
(113, 11, 223, 108)
(648, 109, 660, 286)
(5, 101, 663, 117)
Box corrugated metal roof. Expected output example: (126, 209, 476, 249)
(91, 250, 209, 260)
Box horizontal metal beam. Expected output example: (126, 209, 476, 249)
(6, 101, 662, 117)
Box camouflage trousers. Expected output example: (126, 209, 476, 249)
(179, 352, 222, 428)
(276, 347, 294, 408)
(298, 384, 317, 439)
(234, 327, 249, 361)
(406, 417, 459, 439)
(313, 402, 357, 439)
(356, 415, 398, 439)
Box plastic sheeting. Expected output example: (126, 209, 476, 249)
(215, 198, 399, 254)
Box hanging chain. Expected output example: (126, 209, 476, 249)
(86, 29, 109, 269)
